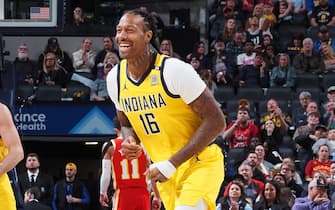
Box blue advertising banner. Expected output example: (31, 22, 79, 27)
(14, 102, 117, 135)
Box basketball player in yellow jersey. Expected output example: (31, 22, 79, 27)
(0, 103, 24, 210)
(107, 10, 226, 210)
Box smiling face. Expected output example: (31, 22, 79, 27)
(115, 13, 152, 59)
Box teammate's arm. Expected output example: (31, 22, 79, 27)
(0, 104, 24, 176)
(99, 141, 114, 207)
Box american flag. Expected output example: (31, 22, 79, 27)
(30, 7, 50, 19)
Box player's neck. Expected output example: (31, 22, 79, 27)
(127, 49, 152, 81)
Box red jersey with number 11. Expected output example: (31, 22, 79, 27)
(111, 138, 149, 190)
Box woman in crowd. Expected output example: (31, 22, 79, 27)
(216, 181, 252, 210)
(254, 180, 290, 210)
(320, 43, 335, 74)
(38, 51, 70, 87)
(159, 38, 181, 59)
(270, 53, 296, 88)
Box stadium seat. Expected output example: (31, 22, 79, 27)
(266, 87, 293, 101)
(236, 87, 264, 101)
(321, 74, 335, 92)
(294, 74, 321, 89)
(213, 87, 235, 105)
(65, 81, 91, 101)
(35, 85, 62, 102)
(16, 84, 35, 100)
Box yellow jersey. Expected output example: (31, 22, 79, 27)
(117, 53, 202, 163)
(0, 138, 16, 210)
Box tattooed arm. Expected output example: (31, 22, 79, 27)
(169, 88, 226, 168)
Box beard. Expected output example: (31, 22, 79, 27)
(18, 52, 28, 60)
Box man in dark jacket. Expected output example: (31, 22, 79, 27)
(52, 162, 90, 210)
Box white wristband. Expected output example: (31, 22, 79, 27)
(100, 159, 112, 194)
(150, 160, 176, 179)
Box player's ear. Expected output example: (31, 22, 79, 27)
(144, 30, 153, 44)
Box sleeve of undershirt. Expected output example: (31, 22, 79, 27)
(163, 58, 206, 104)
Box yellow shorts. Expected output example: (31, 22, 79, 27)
(0, 173, 16, 210)
(158, 144, 224, 210)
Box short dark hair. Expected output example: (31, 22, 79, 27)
(25, 187, 41, 200)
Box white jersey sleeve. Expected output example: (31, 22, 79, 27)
(163, 58, 206, 104)
(106, 65, 121, 110)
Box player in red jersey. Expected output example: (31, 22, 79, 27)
(99, 117, 161, 210)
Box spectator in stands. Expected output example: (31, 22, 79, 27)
(222, 103, 259, 178)
(225, 30, 245, 77)
(216, 181, 253, 210)
(320, 43, 335, 74)
(189, 56, 202, 74)
(277, 0, 293, 24)
(287, 0, 306, 24)
(275, 157, 304, 185)
(260, 2, 277, 39)
(217, 18, 237, 45)
(327, 162, 335, 196)
(297, 123, 328, 175)
(37, 51, 70, 87)
(270, 53, 296, 88)
(242, 0, 264, 20)
(255, 144, 275, 178)
(52, 162, 90, 210)
(306, 0, 335, 17)
(310, 0, 335, 27)
(297, 100, 321, 127)
(262, 44, 277, 70)
(210, 0, 244, 40)
(293, 37, 322, 74)
(305, 144, 332, 181)
(223, 104, 260, 160)
(292, 178, 331, 209)
(259, 98, 291, 135)
(186, 40, 212, 70)
(72, 38, 96, 80)
(73, 7, 86, 26)
(92, 52, 119, 101)
(312, 135, 335, 161)
(237, 163, 265, 204)
(239, 53, 270, 88)
(94, 35, 118, 79)
(245, 16, 263, 49)
(38, 37, 74, 75)
(322, 86, 335, 129)
(292, 91, 312, 125)
(159, 38, 181, 59)
(260, 34, 276, 53)
(254, 180, 290, 210)
(13, 43, 37, 87)
(18, 153, 54, 207)
(313, 25, 335, 53)
(213, 61, 233, 87)
(199, 69, 217, 93)
(285, 33, 304, 63)
(237, 40, 257, 70)
(23, 187, 51, 210)
(260, 119, 283, 164)
(244, 150, 268, 182)
(279, 162, 304, 198)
